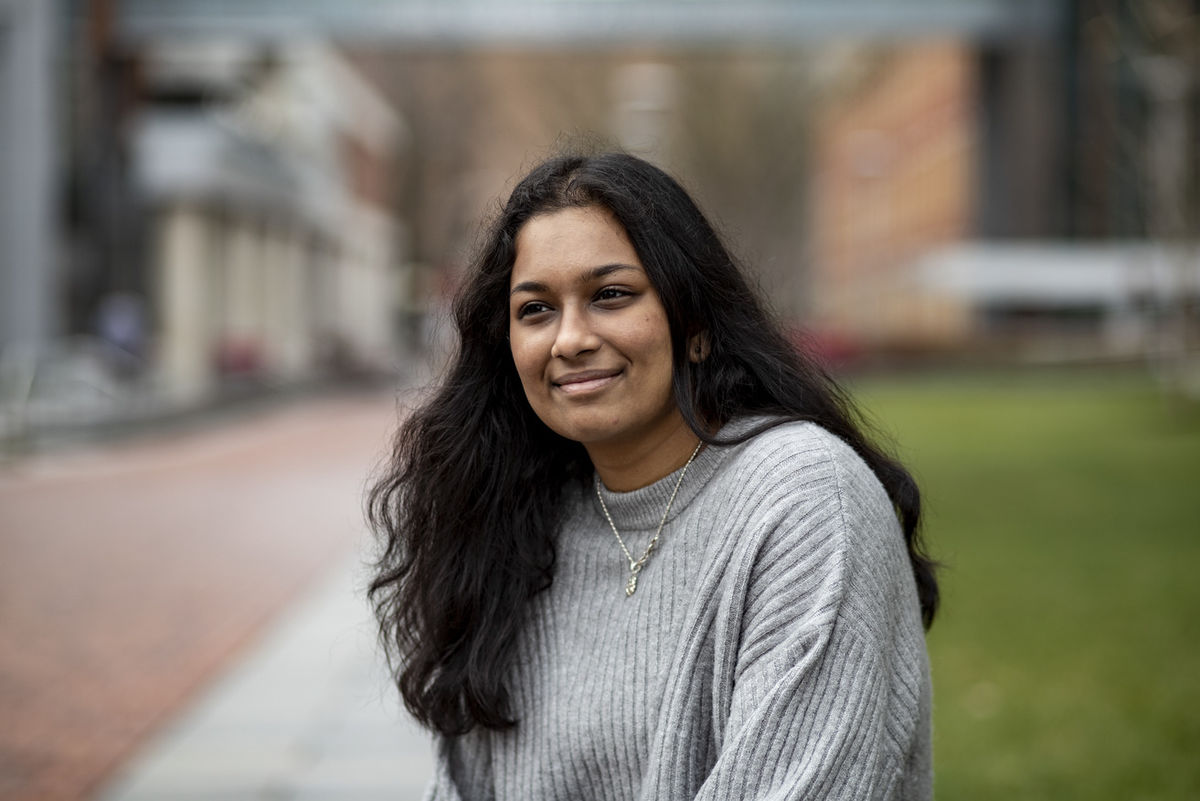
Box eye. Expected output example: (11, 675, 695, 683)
(515, 300, 552, 320)
(594, 286, 633, 304)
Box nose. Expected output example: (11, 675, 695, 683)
(550, 305, 600, 359)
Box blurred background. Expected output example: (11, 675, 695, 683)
(1, 1, 1197, 799)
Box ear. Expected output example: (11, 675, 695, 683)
(687, 330, 711, 363)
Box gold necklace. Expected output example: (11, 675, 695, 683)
(594, 441, 703, 597)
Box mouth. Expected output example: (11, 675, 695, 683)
(552, 368, 622, 395)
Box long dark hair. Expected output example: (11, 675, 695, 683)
(368, 151, 937, 737)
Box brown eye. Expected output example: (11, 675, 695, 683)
(595, 287, 633, 303)
(517, 301, 552, 319)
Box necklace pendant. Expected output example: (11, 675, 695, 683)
(597, 439, 703, 603)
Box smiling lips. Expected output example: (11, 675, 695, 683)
(553, 369, 623, 395)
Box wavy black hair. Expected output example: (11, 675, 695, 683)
(368, 151, 937, 737)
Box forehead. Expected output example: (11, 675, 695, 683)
(510, 206, 642, 286)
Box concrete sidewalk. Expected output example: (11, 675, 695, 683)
(94, 553, 435, 801)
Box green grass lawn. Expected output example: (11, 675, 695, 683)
(852, 369, 1200, 800)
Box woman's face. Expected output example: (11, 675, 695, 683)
(508, 206, 681, 453)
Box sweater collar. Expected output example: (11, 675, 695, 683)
(588, 418, 758, 531)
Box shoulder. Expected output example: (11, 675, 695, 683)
(698, 418, 888, 571)
(712, 418, 910, 616)
(717, 418, 888, 516)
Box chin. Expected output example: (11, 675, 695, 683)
(544, 414, 627, 447)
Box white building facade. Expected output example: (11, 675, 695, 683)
(136, 40, 406, 403)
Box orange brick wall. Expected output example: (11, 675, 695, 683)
(340, 132, 393, 210)
(811, 41, 975, 347)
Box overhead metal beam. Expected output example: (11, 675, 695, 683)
(115, 0, 1066, 46)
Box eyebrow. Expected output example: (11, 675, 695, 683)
(509, 263, 640, 297)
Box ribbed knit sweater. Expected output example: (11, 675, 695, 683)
(423, 420, 932, 800)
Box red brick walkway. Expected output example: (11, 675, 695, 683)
(0, 393, 401, 801)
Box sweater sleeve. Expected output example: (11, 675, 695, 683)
(422, 733, 492, 801)
(693, 431, 929, 801)
(421, 741, 463, 801)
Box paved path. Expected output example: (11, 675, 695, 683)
(0, 391, 433, 800)
(95, 553, 434, 800)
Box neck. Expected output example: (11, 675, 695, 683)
(587, 419, 702, 492)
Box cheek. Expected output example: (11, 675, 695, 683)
(509, 338, 544, 386)
(635, 314, 675, 369)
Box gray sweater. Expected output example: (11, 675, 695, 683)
(424, 420, 932, 800)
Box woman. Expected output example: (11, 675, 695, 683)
(369, 152, 938, 800)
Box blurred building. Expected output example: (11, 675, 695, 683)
(2, 0, 410, 446)
(133, 39, 407, 403)
(809, 3, 1199, 363)
(811, 42, 977, 353)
